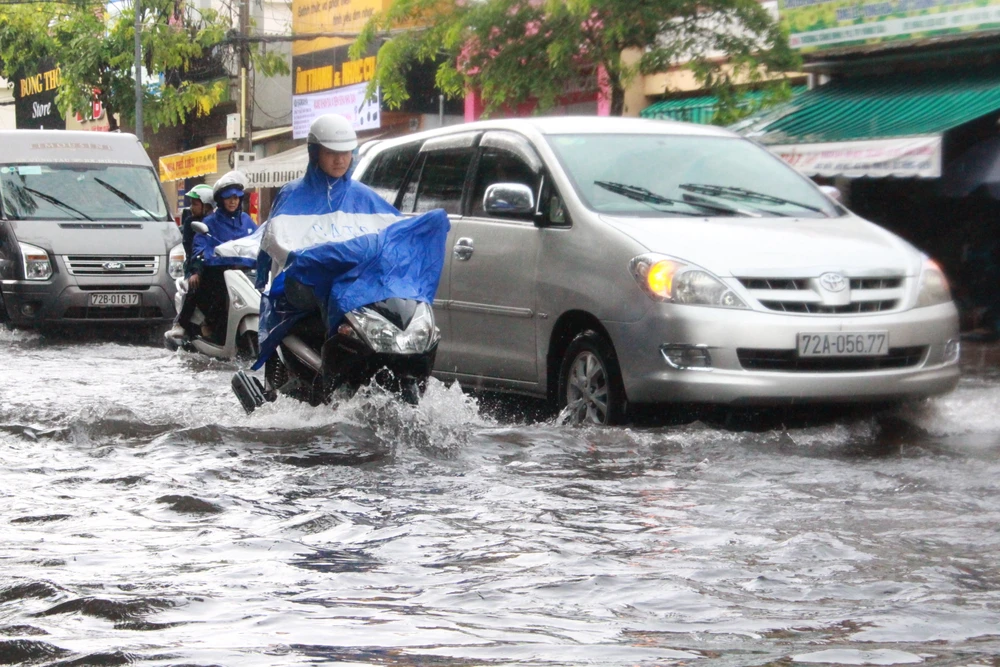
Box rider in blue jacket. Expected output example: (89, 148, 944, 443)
(254, 114, 399, 291)
(187, 171, 258, 342)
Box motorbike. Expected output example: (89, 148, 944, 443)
(164, 221, 260, 362)
(231, 294, 439, 414)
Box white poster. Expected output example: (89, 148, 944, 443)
(292, 82, 381, 139)
(771, 135, 942, 179)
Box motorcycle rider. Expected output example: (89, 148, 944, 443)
(255, 113, 400, 291)
(181, 184, 215, 272)
(252, 113, 402, 367)
(188, 171, 258, 343)
(165, 184, 215, 341)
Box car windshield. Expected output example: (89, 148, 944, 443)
(0, 163, 169, 221)
(545, 133, 841, 218)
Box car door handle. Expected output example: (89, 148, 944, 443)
(453, 237, 474, 261)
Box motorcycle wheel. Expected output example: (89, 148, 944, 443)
(400, 378, 420, 406)
(265, 354, 288, 395)
(236, 330, 260, 363)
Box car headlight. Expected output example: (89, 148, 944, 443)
(346, 302, 439, 354)
(630, 254, 747, 308)
(19, 242, 52, 281)
(168, 243, 185, 280)
(916, 258, 952, 308)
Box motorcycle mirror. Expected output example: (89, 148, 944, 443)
(818, 185, 842, 202)
(191, 221, 210, 235)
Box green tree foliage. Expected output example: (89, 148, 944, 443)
(352, 0, 801, 120)
(0, 0, 288, 132)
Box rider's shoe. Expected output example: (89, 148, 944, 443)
(164, 323, 186, 341)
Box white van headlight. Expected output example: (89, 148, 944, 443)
(630, 254, 747, 309)
(168, 243, 185, 279)
(19, 242, 52, 281)
(916, 259, 952, 308)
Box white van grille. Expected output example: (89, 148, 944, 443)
(63, 255, 159, 277)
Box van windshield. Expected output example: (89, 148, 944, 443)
(0, 163, 169, 221)
(545, 134, 841, 218)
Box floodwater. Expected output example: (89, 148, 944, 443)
(1, 328, 999, 667)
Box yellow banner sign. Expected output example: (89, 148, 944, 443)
(294, 55, 376, 94)
(292, 0, 390, 56)
(159, 145, 218, 182)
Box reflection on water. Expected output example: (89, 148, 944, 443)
(1, 329, 999, 666)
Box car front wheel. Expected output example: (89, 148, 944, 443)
(558, 330, 627, 426)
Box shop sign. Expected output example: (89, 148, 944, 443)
(782, 0, 1000, 52)
(292, 81, 381, 139)
(240, 146, 310, 188)
(771, 135, 942, 178)
(292, 0, 390, 55)
(15, 59, 63, 130)
(159, 145, 219, 182)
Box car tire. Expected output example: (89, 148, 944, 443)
(557, 330, 627, 426)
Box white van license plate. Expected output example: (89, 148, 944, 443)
(797, 331, 889, 357)
(89, 293, 140, 307)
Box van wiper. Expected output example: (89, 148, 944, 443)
(23, 187, 94, 220)
(679, 183, 826, 214)
(594, 180, 747, 216)
(94, 178, 157, 220)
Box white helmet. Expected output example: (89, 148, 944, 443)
(307, 114, 358, 152)
(188, 184, 214, 206)
(212, 170, 247, 199)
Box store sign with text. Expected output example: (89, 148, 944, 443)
(782, 0, 1000, 52)
(15, 59, 63, 130)
(292, 82, 381, 139)
(292, 0, 390, 55)
(159, 145, 219, 182)
(772, 136, 942, 178)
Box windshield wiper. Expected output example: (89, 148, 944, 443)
(94, 178, 157, 220)
(23, 187, 94, 220)
(679, 183, 826, 214)
(593, 180, 747, 216)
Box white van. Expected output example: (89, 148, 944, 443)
(0, 131, 183, 329)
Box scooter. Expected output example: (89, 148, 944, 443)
(231, 296, 439, 414)
(164, 222, 260, 362)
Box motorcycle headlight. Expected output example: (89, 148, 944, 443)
(168, 243, 185, 280)
(19, 242, 52, 281)
(630, 254, 747, 309)
(916, 258, 952, 308)
(346, 302, 439, 354)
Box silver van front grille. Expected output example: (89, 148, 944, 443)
(737, 276, 904, 314)
(63, 255, 159, 277)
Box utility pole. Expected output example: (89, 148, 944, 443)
(239, 0, 251, 153)
(134, 0, 143, 142)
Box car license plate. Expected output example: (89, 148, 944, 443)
(797, 331, 889, 357)
(89, 292, 140, 307)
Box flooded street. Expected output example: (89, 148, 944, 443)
(2, 328, 999, 667)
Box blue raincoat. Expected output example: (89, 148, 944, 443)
(192, 205, 258, 270)
(252, 144, 450, 369)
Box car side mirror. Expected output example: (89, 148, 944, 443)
(191, 221, 210, 235)
(818, 185, 842, 202)
(484, 183, 535, 217)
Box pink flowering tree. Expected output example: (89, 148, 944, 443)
(352, 0, 799, 120)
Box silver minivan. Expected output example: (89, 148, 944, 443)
(354, 117, 960, 424)
(0, 131, 183, 329)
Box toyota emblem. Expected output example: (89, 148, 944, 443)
(103, 261, 126, 271)
(819, 272, 848, 292)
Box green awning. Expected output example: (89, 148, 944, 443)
(728, 67, 1000, 179)
(640, 87, 805, 125)
(735, 67, 1000, 145)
